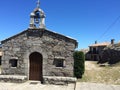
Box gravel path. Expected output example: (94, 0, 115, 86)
(76, 82, 120, 90)
(0, 81, 120, 90)
(0, 81, 74, 90)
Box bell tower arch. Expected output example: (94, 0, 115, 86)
(29, 0, 46, 29)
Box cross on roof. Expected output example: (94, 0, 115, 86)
(37, 0, 40, 8)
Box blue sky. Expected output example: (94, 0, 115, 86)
(0, 0, 120, 49)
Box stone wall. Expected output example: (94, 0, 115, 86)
(1, 29, 77, 79)
(0, 75, 27, 83)
(43, 76, 77, 85)
(99, 43, 120, 64)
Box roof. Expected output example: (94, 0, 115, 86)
(1, 28, 78, 48)
(89, 42, 110, 47)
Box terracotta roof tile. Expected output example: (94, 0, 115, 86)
(89, 42, 110, 47)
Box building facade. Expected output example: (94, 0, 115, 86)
(0, 0, 77, 84)
(87, 41, 112, 61)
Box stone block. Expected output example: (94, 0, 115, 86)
(43, 76, 77, 85)
(0, 75, 27, 83)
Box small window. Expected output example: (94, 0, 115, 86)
(9, 59, 18, 67)
(54, 59, 65, 67)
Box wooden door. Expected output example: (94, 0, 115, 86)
(29, 52, 42, 81)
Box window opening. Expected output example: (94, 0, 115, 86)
(9, 59, 18, 67)
(54, 58, 65, 67)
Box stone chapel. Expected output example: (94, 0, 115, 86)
(0, 0, 78, 84)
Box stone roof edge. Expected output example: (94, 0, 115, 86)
(1, 30, 28, 44)
(1, 28, 78, 48)
(45, 29, 78, 48)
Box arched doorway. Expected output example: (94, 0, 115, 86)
(29, 52, 43, 81)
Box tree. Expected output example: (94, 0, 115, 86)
(73, 51, 85, 78)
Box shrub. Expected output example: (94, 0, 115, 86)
(73, 51, 85, 78)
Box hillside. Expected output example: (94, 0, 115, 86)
(78, 61, 120, 85)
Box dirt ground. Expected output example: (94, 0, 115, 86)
(78, 61, 120, 85)
(0, 81, 120, 90)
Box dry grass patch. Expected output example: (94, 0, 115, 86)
(78, 61, 120, 85)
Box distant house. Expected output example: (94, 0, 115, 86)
(80, 48, 89, 60)
(87, 39, 114, 61)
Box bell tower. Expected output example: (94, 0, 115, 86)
(29, 0, 46, 29)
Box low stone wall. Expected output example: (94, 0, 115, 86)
(0, 75, 27, 83)
(43, 76, 77, 85)
(0, 75, 77, 85)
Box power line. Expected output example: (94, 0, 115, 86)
(97, 15, 120, 41)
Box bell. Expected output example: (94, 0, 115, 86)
(35, 18, 39, 24)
